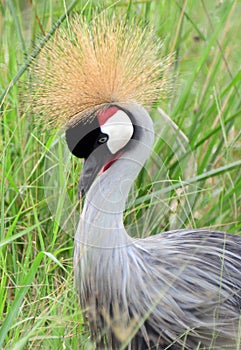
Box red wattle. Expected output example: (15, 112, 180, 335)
(98, 151, 123, 175)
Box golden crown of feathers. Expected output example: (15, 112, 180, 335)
(29, 13, 173, 128)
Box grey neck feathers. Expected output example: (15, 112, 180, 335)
(80, 103, 154, 249)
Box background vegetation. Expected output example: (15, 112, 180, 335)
(1, 0, 241, 349)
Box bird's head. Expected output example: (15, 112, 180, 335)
(28, 13, 172, 196)
(65, 103, 154, 196)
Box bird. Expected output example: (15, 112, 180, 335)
(30, 12, 241, 350)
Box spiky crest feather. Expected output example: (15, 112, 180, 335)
(29, 13, 173, 128)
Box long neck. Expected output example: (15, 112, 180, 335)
(80, 104, 154, 248)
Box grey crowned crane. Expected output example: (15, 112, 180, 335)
(30, 14, 241, 350)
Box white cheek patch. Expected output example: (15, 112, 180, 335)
(100, 110, 134, 154)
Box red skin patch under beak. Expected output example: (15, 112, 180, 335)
(97, 106, 119, 126)
(98, 151, 123, 175)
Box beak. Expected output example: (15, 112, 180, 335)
(78, 145, 112, 197)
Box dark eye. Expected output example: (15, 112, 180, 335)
(98, 134, 108, 144)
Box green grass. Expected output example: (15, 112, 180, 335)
(1, 0, 241, 349)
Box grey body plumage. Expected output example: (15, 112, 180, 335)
(75, 229, 241, 349)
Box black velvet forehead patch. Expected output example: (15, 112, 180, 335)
(65, 118, 100, 159)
